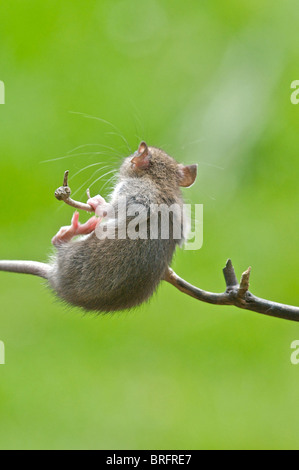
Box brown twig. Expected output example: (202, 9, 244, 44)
(165, 260, 299, 322)
(54, 170, 94, 212)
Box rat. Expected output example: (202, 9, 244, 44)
(0, 142, 197, 312)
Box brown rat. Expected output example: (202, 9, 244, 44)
(0, 142, 197, 312)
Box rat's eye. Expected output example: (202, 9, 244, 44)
(131, 141, 151, 170)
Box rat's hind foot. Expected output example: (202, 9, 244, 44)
(52, 212, 100, 246)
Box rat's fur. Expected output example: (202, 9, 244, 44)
(48, 146, 189, 312)
(0, 144, 196, 313)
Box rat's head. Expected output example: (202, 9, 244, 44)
(119, 141, 197, 193)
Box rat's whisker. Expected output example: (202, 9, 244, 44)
(180, 138, 206, 150)
(200, 188, 216, 201)
(198, 161, 224, 170)
(68, 144, 123, 158)
(69, 111, 131, 152)
(129, 100, 146, 141)
(41, 151, 108, 164)
(90, 168, 118, 184)
(71, 162, 114, 179)
(72, 167, 118, 199)
(69, 111, 116, 129)
(100, 173, 118, 193)
(88, 169, 118, 191)
(41, 154, 80, 164)
(71, 166, 113, 199)
(70, 152, 120, 168)
(134, 133, 144, 143)
(41, 149, 122, 164)
(66, 143, 111, 154)
(105, 131, 132, 154)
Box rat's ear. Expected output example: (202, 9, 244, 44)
(138, 141, 148, 155)
(131, 141, 151, 169)
(178, 164, 198, 187)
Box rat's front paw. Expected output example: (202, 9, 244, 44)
(87, 195, 108, 218)
(87, 195, 106, 212)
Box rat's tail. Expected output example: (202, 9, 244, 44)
(0, 261, 50, 279)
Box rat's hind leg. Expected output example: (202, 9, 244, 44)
(52, 212, 99, 246)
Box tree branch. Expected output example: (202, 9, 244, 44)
(165, 260, 299, 322)
(54, 170, 94, 212)
(55, 173, 299, 322)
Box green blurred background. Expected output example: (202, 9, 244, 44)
(0, 0, 299, 450)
